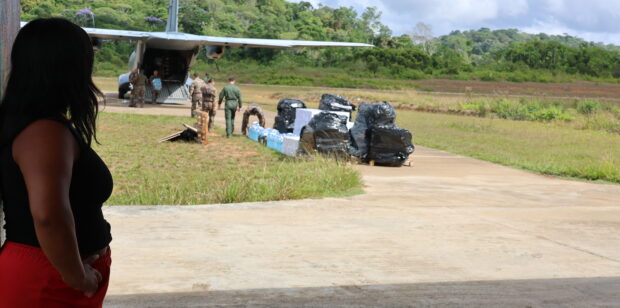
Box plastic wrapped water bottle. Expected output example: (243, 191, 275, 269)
(248, 122, 263, 141)
(274, 132, 282, 151)
(266, 131, 277, 150)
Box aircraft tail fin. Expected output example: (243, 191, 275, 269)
(165, 0, 179, 33)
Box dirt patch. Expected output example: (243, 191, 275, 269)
(414, 79, 620, 101)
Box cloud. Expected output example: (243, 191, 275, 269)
(287, 0, 620, 45)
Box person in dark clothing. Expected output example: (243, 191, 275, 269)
(0, 18, 113, 307)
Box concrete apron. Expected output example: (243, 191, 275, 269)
(103, 143, 620, 306)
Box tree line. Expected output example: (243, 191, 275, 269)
(20, 0, 620, 82)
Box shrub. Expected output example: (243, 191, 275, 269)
(506, 71, 529, 82)
(480, 71, 500, 81)
(531, 106, 563, 121)
(492, 99, 529, 120)
(460, 101, 489, 115)
(399, 69, 427, 80)
(94, 62, 124, 77)
(581, 114, 620, 134)
(576, 100, 601, 115)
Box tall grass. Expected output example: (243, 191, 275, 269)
(217, 155, 361, 203)
(397, 111, 620, 183)
(456, 99, 620, 133)
(459, 99, 576, 121)
(95, 113, 362, 205)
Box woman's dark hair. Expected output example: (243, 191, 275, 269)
(0, 18, 102, 146)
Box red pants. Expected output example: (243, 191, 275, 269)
(0, 241, 111, 308)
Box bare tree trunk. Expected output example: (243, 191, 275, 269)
(0, 0, 20, 245)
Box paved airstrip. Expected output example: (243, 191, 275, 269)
(102, 99, 620, 307)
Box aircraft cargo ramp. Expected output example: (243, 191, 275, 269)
(145, 81, 189, 104)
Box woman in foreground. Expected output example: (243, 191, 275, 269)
(0, 18, 113, 307)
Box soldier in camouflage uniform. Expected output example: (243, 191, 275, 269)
(129, 68, 148, 108)
(241, 104, 266, 136)
(189, 73, 205, 117)
(128, 68, 138, 107)
(201, 78, 217, 131)
(218, 77, 243, 137)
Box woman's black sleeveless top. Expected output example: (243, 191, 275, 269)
(0, 119, 113, 256)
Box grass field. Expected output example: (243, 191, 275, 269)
(396, 112, 620, 183)
(234, 83, 620, 134)
(94, 77, 620, 184)
(94, 77, 118, 92)
(222, 83, 620, 183)
(188, 60, 620, 89)
(94, 112, 362, 205)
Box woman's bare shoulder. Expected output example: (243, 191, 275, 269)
(13, 119, 78, 163)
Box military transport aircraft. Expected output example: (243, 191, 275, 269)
(21, 0, 372, 103)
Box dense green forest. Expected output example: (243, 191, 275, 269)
(20, 0, 620, 86)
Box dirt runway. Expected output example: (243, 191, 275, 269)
(101, 96, 275, 132)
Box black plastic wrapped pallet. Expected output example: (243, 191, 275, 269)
(349, 102, 396, 158)
(299, 112, 349, 158)
(299, 126, 316, 155)
(349, 103, 373, 157)
(312, 112, 350, 157)
(369, 101, 397, 126)
(273, 116, 289, 133)
(319, 94, 356, 113)
(277, 98, 306, 112)
(274, 99, 306, 133)
(367, 125, 414, 167)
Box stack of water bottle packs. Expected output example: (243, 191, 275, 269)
(247, 123, 265, 142)
(246, 95, 414, 166)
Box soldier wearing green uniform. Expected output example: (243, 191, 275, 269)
(218, 77, 243, 137)
(189, 73, 205, 117)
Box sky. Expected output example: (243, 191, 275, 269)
(288, 0, 620, 45)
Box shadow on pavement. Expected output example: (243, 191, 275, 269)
(105, 276, 620, 307)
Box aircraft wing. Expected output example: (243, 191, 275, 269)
(119, 31, 373, 49)
(21, 22, 374, 48)
(20, 21, 373, 48)
(82, 27, 151, 40)
(20, 21, 151, 40)
(193, 36, 373, 48)
(20, 21, 152, 40)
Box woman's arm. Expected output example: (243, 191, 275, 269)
(13, 119, 101, 296)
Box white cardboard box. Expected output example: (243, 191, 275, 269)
(281, 135, 300, 157)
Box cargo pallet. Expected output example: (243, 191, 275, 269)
(368, 158, 413, 167)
